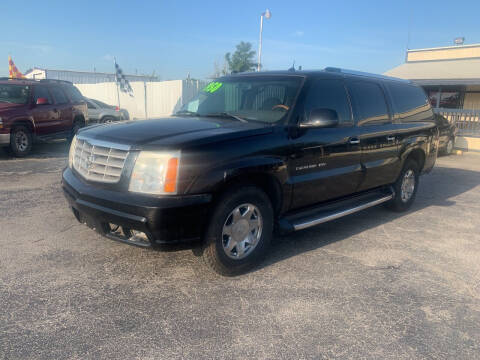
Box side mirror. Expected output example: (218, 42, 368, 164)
(300, 108, 339, 128)
(36, 97, 50, 105)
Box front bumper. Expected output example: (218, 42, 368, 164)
(0, 133, 10, 146)
(62, 168, 212, 247)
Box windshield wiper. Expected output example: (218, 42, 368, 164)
(204, 112, 248, 123)
(173, 110, 201, 117)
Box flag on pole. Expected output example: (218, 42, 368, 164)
(8, 56, 26, 79)
(114, 60, 134, 97)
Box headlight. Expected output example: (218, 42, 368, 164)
(129, 151, 180, 195)
(68, 135, 77, 168)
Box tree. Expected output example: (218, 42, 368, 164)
(225, 41, 256, 73)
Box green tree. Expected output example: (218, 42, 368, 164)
(225, 41, 257, 73)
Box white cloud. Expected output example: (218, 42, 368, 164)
(293, 30, 304, 37)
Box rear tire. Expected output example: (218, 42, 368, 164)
(9, 126, 32, 157)
(387, 159, 420, 212)
(202, 186, 274, 276)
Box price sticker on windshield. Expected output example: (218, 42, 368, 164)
(203, 82, 223, 93)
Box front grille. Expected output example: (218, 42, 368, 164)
(73, 138, 129, 183)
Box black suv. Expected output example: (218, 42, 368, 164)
(62, 68, 439, 275)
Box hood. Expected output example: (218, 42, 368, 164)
(78, 116, 273, 149)
(0, 102, 25, 113)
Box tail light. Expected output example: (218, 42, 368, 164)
(115, 106, 120, 111)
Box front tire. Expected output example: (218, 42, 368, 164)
(10, 126, 32, 157)
(387, 159, 420, 212)
(202, 186, 274, 276)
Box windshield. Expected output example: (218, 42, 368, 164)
(0, 84, 30, 104)
(178, 76, 303, 123)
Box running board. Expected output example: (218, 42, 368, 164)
(278, 189, 394, 233)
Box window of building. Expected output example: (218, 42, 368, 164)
(424, 86, 465, 109)
(303, 79, 352, 125)
(347, 81, 390, 125)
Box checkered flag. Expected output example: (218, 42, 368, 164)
(114, 61, 134, 97)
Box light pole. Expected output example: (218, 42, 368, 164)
(257, 8, 271, 72)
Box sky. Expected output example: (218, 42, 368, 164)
(2, 0, 480, 80)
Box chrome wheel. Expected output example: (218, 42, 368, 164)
(222, 203, 263, 260)
(400, 169, 415, 203)
(15, 131, 29, 152)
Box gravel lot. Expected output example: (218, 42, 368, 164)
(1, 143, 479, 360)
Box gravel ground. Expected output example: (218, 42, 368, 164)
(0, 143, 479, 360)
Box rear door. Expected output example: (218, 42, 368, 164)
(289, 78, 362, 209)
(49, 86, 73, 132)
(31, 85, 60, 135)
(346, 79, 400, 191)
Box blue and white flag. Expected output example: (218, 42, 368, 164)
(114, 60, 134, 97)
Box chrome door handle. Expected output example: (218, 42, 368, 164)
(387, 136, 395, 141)
(349, 138, 360, 145)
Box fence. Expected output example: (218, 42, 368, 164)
(434, 108, 480, 136)
(75, 79, 207, 120)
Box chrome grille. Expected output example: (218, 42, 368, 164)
(73, 138, 129, 183)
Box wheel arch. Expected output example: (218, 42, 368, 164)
(404, 148, 426, 171)
(212, 172, 284, 216)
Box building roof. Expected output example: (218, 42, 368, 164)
(384, 58, 480, 86)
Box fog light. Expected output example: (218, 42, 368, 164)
(129, 230, 149, 242)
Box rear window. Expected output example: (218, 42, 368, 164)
(64, 86, 84, 102)
(50, 87, 69, 104)
(33, 85, 53, 104)
(347, 81, 390, 125)
(386, 82, 433, 122)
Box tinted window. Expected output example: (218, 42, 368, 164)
(303, 79, 352, 124)
(387, 82, 433, 122)
(348, 81, 389, 125)
(64, 86, 84, 102)
(50, 87, 68, 104)
(33, 85, 53, 104)
(87, 100, 97, 109)
(92, 99, 114, 108)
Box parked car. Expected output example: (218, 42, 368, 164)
(0, 78, 88, 157)
(86, 98, 129, 123)
(62, 68, 439, 275)
(435, 113, 457, 155)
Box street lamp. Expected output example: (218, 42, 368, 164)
(257, 9, 271, 72)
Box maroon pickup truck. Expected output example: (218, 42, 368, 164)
(0, 78, 88, 156)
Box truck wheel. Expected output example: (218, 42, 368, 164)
(202, 186, 274, 276)
(10, 126, 32, 157)
(387, 159, 419, 212)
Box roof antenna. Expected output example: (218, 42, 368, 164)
(288, 60, 296, 72)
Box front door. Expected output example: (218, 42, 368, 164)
(346, 79, 400, 191)
(31, 85, 59, 136)
(289, 78, 362, 210)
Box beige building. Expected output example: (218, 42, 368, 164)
(385, 43, 480, 110)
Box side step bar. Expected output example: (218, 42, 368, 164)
(278, 189, 394, 233)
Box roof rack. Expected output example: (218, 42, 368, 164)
(0, 77, 72, 84)
(39, 79, 73, 84)
(324, 67, 410, 83)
